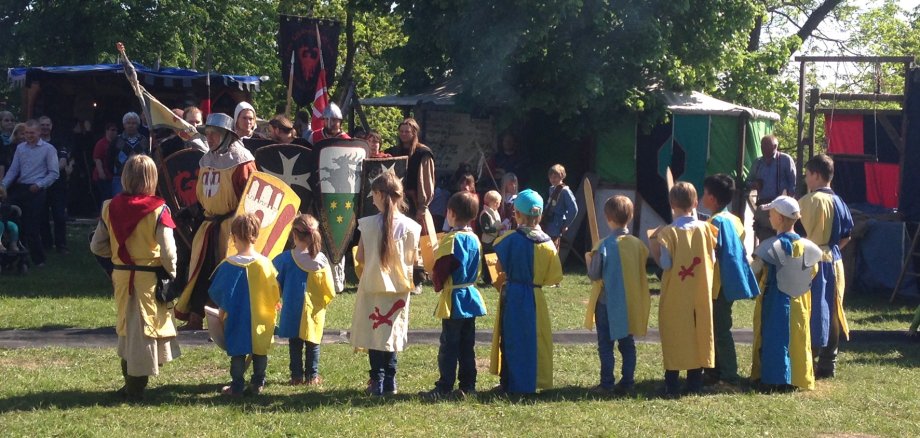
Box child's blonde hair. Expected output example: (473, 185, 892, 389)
(515, 211, 540, 227)
(669, 182, 697, 211)
(121, 154, 158, 196)
(548, 164, 566, 180)
(231, 213, 261, 244)
(604, 195, 633, 226)
(291, 213, 322, 257)
(483, 190, 501, 206)
(371, 171, 407, 271)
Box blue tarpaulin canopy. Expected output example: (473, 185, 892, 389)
(7, 62, 263, 92)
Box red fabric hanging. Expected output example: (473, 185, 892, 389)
(825, 114, 864, 154)
(864, 162, 900, 209)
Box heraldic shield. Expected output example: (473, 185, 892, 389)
(158, 148, 204, 245)
(313, 138, 367, 261)
(359, 156, 408, 218)
(255, 143, 314, 214)
(235, 171, 302, 260)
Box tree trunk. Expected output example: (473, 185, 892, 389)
(795, 0, 845, 50)
(747, 14, 762, 52)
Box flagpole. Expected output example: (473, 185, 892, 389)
(285, 50, 295, 118)
(116, 42, 154, 153)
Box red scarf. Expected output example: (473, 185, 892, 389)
(108, 193, 175, 266)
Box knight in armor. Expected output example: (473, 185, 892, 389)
(174, 113, 257, 330)
(307, 103, 351, 146)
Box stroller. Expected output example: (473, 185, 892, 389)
(0, 202, 29, 275)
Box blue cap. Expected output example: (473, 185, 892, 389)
(513, 189, 544, 216)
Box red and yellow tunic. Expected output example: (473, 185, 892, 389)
(657, 216, 717, 371)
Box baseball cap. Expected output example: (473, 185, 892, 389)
(513, 189, 544, 217)
(761, 195, 800, 219)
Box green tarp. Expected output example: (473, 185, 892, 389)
(596, 115, 637, 185)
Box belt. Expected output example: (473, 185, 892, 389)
(112, 264, 164, 273)
(450, 282, 475, 290)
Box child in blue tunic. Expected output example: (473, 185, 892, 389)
(701, 174, 760, 385)
(585, 195, 649, 395)
(799, 154, 853, 378)
(209, 213, 281, 396)
(751, 196, 820, 391)
(274, 214, 335, 386)
(489, 189, 563, 394)
(420, 192, 487, 399)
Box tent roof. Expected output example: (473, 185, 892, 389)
(661, 90, 780, 121)
(7, 63, 264, 92)
(361, 84, 780, 121)
(360, 80, 460, 107)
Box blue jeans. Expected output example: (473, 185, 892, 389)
(367, 350, 397, 394)
(595, 300, 636, 389)
(289, 338, 320, 380)
(229, 354, 267, 394)
(436, 317, 477, 392)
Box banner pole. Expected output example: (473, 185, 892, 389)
(285, 50, 295, 117)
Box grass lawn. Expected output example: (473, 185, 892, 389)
(1, 342, 918, 436)
(1, 223, 917, 333)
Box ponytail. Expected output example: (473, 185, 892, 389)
(291, 214, 322, 258)
(371, 171, 407, 272)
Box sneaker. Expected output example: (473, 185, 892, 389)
(411, 284, 423, 295)
(249, 383, 265, 395)
(365, 379, 382, 396)
(612, 382, 635, 397)
(454, 388, 477, 400)
(418, 388, 451, 401)
(590, 385, 614, 395)
(305, 376, 323, 386)
(221, 385, 243, 397)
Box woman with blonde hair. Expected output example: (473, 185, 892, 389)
(91, 154, 179, 401)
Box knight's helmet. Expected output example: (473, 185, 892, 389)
(204, 113, 239, 151)
(323, 102, 343, 121)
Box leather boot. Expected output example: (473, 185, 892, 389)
(180, 312, 204, 331)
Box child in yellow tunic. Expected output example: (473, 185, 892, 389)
(799, 154, 853, 379)
(585, 195, 650, 395)
(209, 213, 281, 396)
(650, 182, 717, 397)
(350, 172, 421, 396)
(750, 196, 820, 391)
(90, 155, 179, 402)
(274, 214, 336, 386)
(489, 189, 563, 394)
(420, 192, 487, 399)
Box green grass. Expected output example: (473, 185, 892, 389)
(1, 223, 916, 333)
(1, 343, 918, 436)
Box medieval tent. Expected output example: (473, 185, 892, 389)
(5, 63, 264, 216)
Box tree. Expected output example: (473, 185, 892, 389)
(389, 0, 766, 132)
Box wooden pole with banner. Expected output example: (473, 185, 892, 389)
(284, 50, 295, 117)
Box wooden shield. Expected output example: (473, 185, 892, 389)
(313, 138, 367, 261)
(157, 148, 204, 245)
(255, 143, 315, 214)
(359, 156, 408, 218)
(235, 171, 302, 260)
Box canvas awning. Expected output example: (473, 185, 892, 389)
(661, 90, 780, 121)
(7, 63, 264, 92)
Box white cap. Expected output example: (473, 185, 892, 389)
(761, 195, 800, 219)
